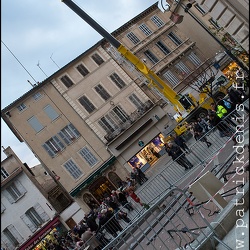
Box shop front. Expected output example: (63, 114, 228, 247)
(127, 133, 167, 172)
(19, 216, 67, 250)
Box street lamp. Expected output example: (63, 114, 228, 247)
(158, 0, 249, 73)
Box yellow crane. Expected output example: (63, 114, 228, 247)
(61, 0, 231, 136)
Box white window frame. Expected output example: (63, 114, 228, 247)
(109, 73, 126, 89)
(60, 75, 74, 88)
(27, 116, 44, 132)
(58, 123, 80, 145)
(1, 167, 9, 179)
(127, 32, 140, 44)
(128, 93, 143, 109)
(21, 203, 50, 233)
(144, 50, 159, 64)
(175, 61, 191, 74)
(3, 180, 27, 203)
(79, 147, 99, 168)
(163, 70, 180, 87)
(33, 92, 42, 101)
(91, 53, 104, 66)
(63, 159, 83, 179)
(44, 104, 59, 121)
(78, 95, 96, 114)
(2, 225, 24, 249)
(151, 15, 165, 28)
(94, 84, 111, 101)
(139, 23, 152, 36)
(76, 63, 90, 77)
(43, 136, 65, 158)
(167, 32, 182, 46)
(17, 103, 27, 112)
(188, 52, 202, 66)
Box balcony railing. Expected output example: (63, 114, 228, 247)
(104, 100, 154, 142)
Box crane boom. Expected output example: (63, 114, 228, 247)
(61, 0, 185, 111)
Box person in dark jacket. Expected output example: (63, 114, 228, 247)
(116, 190, 134, 211)
(165, 143, 193, 170)
(192, 121, 212, 147)
(208, 113, 237, 144)
(173, 134, 191, 153)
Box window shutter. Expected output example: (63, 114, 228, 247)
(34, 203, 50, 222)
(42, 144, 55, 157)
(21, 214, 37, 233)
(68, 124, 80, 137)
(58, 131, 71, 145)
(1, 232, 12, 249)
(53, 136, 65, 150)
(15, 180, 27, 196)
(8, 225, 24, 244)
(2, 189, 15, 204)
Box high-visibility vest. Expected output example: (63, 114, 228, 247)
(216, 105, 227, 118)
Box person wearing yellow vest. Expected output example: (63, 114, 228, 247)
(210, 102, 227, 118)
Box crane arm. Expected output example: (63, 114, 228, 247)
(61, 0, 184, 111)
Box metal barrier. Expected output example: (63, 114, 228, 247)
(80, 100, 249, 250)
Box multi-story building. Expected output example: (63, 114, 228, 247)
(2, 2, 245, 214)
(173, 0, 249, 67)
(1, 147, 61, 250)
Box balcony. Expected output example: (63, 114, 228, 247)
(104, 100, 154, 142)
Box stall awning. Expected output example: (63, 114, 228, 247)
(19, 216, 60, 250)
(70, 156, 116, 197)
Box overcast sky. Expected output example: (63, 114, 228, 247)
(1, 0, 159, 167)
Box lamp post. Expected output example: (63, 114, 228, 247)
(158, 0, 249, 73)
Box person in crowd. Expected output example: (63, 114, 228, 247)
(98, 208, 123, 238)
(192, 121, 212, 147)
(81, 227, 101, 250)
(116, 189, 134, 212)
(207, 113, 237, 144)
(227, 88, 249, 113)
(125, 186, 150, 209)
(165, 143, 193, 170)
(197, 117, 210, 134)
(210, 102, 237, 127)
(135, 165, 148, 184)
(85, 212, 99, 233)
(172, 134, 191, 153)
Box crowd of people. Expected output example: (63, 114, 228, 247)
(43, 182, 149, 250)
(164, 85, 248, 170)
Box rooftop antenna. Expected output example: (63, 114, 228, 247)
(1, 40, 38, 85)
(50, 53, 60, 69)
(37, 60, 49, 77)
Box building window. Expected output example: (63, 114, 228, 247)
(127, 32, 140, 44)
(3, 180, 27, 204)
(43, 136, 65, 158)
(163, 70, 180, 87)
(33, 92, 42, 100)
(1, 167, 9, 179)
(194, 4, 207, 15)
(98, 105, 128, 133)
(175, 61, 191, 75)
(78, 95, 96, 114)
(128, 93, 143, 109)
(94, 84, 111, 101)
(2, 225, 24, 248)
(60, 75, 74, 88)
(44, 104, 59, 121)
(167, 32, 182, 46)
(109, 73, 126, 89)
(139, 23, 152, 36)
(21, 203, 50, 233)
(1, 202, 6, 213)
(17, 103, 27, 112)
(144, 50, 159, 64)
(188, 52, 202, 66)
(91, 53, 104, 65)
(76, 63, 89, 77)
(156, 41, 171, 55)
(151, 15, 164, 27)
(58, 123, 80, 145)
(63, 159, 83, 179)
(209, 18, 221, 29)
(27, 116, 44, 132)
(79, 147, 99, 167)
